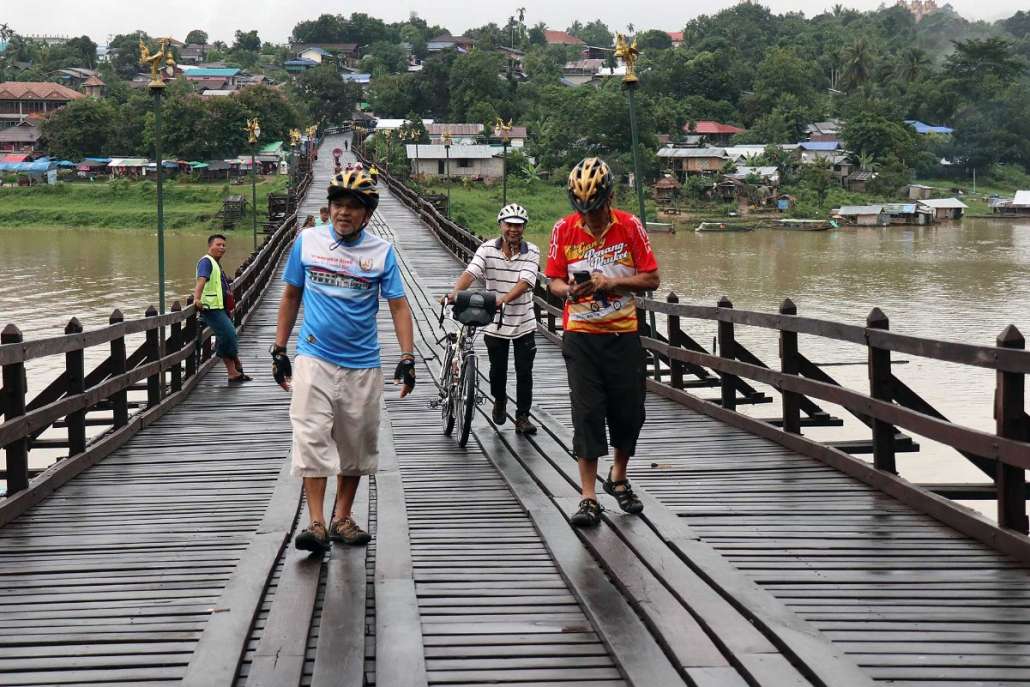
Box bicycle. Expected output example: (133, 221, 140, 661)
(430, 290, 503, 448)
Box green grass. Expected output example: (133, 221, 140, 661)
(0, 176, 288, 231)
(410, 178, 658, 238)
(916, 164, 1030, 215)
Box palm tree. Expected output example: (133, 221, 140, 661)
(843, 37, 874, 88)
(855, 152, 879, 172)
(895, 47, 930, 83)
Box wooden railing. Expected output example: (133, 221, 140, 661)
(0, 164, 313, 523)
(366, 157, 1030, 556)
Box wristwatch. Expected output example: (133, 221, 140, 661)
(269, 344, 287, 355)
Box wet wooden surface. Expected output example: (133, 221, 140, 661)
(4, 136, 1030, 686)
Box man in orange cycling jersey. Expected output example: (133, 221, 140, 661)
(544, 157, 660, 527)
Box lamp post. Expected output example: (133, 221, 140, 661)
(288, 128, 301, 209)
(140, 38, 175, 314)
(246, 118, 261, 252)
(495, 117, 513, 206)
(443, 131, 452, 218)
(615, 33, 647, 229)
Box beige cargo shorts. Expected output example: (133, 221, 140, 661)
(289, 355, 383, 478)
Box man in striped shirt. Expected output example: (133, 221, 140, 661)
(445, 204, 541, 435)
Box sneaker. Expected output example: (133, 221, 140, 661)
(514, 415, 537, 435)
(295, 521, 329, 553)
(329, 517, 372, 545)
(603, 467, 644, 514)
(492, 398, 507, 425)
(570, 498, 602, 528)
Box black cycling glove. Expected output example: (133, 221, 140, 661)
(394, 358, 416, 391)
(270, 345, 292, 385)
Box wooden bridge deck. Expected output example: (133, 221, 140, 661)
(1, 136, 1029, 686)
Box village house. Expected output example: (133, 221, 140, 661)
(285, 58, 318, 73)
(427, 34, 476, 52)
(544, 30, 585, 46)
(488, 126, 527, 148)
(904, 120, 953, 135)
(682, 121, 746, 146)
(658, 146, 728, 180)
(992, 190, 1030, 216)
(904, 183, 934, 200)
(918, 198, 967, 220)
(562, 59, 605, 86)
(406, 144, 503, 180)
(0, 81, 84, 130)
(183, 67, 241, 89)
(0, 122, 41, 153)
(666, 32, 684, 48)
(798, 141, 841, 163)
(845, 170, 876, 193)
(882, 202, 934, 225)
(834, 205, 889, 226)
(427, 123, 485, 145)
(291, 43, 362, 67)
(726, 165, 780, 186)
(805, 120, 842, 142)
(179, 44, 209, 64)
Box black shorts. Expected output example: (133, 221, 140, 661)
(561, 331, 646, 460)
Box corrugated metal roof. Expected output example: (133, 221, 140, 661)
(405, 144, 498, 159)
(428, 123, 485, 136)
(657, 147, 727, 158)
(837, 205, 883, 215)
(800, 141, 840, 151)
(1013, 190, 1030, 206)
(883, 203, 918, 214)
(919, 198, 968, 209)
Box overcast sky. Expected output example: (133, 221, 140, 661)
(2, 0, 1020, 45)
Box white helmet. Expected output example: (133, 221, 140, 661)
(497, 203, 529, 225)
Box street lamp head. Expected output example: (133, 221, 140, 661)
(442, 131, 452, 147)
(289, 128, 302, 146)
(615, 33, 640, 85)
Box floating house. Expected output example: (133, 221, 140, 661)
(917, 198, 967, 220)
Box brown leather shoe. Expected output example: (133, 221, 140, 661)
(295, 521, 329, 553)
(330, 517, 372, 545)
(514, 415, 537, 435)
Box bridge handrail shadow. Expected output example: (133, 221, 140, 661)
(0, 163, 315, 524)
(362, 153, 1030, 561)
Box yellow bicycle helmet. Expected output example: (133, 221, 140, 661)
(568, 157, 614, 213)
(328, 168, 380, 214)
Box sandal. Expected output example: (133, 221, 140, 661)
(570, 498, 602, 528)
(603, 467, 644, 514)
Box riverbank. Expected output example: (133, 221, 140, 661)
(0, 176, 288, 232)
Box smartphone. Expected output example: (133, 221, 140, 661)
(573, 270, 591, 284)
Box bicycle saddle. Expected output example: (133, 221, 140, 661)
(452, 290, 497, 327)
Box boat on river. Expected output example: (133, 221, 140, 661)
(695, 222, 752, 233)
(646, 221, 675, 234)
(774, 219, 833, 231)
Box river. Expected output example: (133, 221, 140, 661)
(2, 219, 1028, 516)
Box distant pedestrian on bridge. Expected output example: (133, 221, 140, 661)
(545, 157, 660, 527)
(444, 203, 540, 435)
(193, 234, 251, 384)
(318, 206, 330, 226)
(271, 168, 417, 554)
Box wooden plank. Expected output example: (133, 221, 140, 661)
(310, 480, 369, 687)
(374, 411, 429, 687)
(180, 457, 301, 687)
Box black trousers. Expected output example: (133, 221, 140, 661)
(484, 332, 536, 417)
(562, 331, 646, 460)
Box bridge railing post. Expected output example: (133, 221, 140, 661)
(717, 296, 736, 411)
(64, 317, 87, 456)
(109, 310, 129, 428)
(779, 298, 801, 434)
(145, 307, 162, 408)
(667, 293, 683, 390)
(169, 301, 183, 393)
(1, 324, 29, 494)
(867, 308, 896, 474)
(185, 297, 198, 379)
(995, 325, 1029, 533)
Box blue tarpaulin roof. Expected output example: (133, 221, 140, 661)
(800, 141, 840, 151)
(84, 156, 112, 163)
(905, 120, 954, 135)
(0, 160, 58, 173)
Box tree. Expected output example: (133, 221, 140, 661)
(292, 15, 348, 44)
(448, 50, 507, 121)
(528, 22, 547, 46)
(234, 85, 302, 144)
(40, 98, 117, 158)
(843, 113, 921, 166)
(233, 30, 261, 53)
(945, 37, 1024, 86)
(64, 36, 97, 68)
(185, 30, 208, 45)
(108, 31, 150, 80)
(842, 37, 875, 88)
(894, 47, 930, 82)
(292, 64, 362, 125)
(570, 19, 613, 48)
(361, 41, 409, 75)
(367, 73, 418, 116)
(636, 30, 672, 51)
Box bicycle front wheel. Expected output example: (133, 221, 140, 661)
(440, 345, 456, 436)
(456, 355, 477, 448)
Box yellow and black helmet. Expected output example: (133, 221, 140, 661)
(328, 168, 379, 214)
(568, 157, 614, 213)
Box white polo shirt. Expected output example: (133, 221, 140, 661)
(465, 237, 540, 339)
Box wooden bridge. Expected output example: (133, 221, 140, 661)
(1, 133, 1029, 686)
